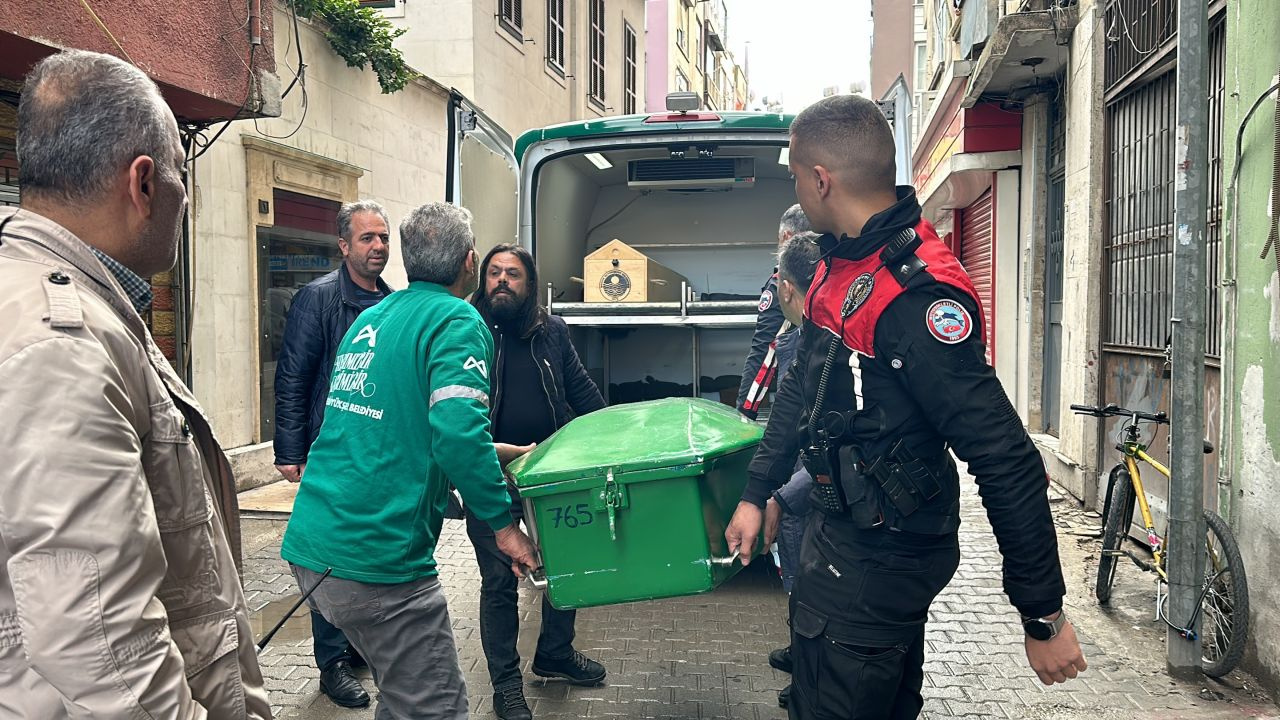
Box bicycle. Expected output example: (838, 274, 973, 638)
(1069, 402, 1249, 678)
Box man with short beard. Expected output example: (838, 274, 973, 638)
(468, 244, 608, 720)
(273, 200, 394, 709)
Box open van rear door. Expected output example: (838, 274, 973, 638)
(446, 91, 518, 259)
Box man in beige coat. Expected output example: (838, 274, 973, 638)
(0, 50, 271, 718)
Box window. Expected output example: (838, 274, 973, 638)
(358, 0, 396, 7)
(675, 69, 689, 93)
(931, 0, 949, 74)
(499, 0, 522, 40)
(589, 0, 606, 108)
(913, 42, 927, 92)
(676, 27, 687, 55)
(623, 22, 637, 114)
(547, 0, 566, 74)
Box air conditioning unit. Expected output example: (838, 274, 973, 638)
(627, 157, 756, 190)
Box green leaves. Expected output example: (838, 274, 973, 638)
(291, 0, 417, 94)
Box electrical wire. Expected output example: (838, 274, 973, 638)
(585, 191, 648, 236)
(1111, 0, 1175, 58)
(281, 0, 307, 99)
(78, 0, 135, 64)
(253, 0, 310, 141)
(189, 42, 256, 161)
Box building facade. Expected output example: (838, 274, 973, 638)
(0, 0, 283, 372)
(382, 0, 645, 138)
(644, 0, 748, 112)
(1221, 0, 1280, 690)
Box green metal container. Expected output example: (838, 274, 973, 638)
(507, 398, 764, 609)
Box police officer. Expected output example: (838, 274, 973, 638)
(725, 94, 1087, 719)
(736, 204, 811, 419)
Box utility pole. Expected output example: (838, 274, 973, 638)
(1167, 0, 1210, 676)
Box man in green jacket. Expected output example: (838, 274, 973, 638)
(282, 202, 538, 720)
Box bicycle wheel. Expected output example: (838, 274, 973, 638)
(1096, 470, 1135, 604)
(1199, 510, 1249, 677)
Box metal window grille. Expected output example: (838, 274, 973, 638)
(589, 0, 606, 107)
(624, 23, 637, 114)
(1102, 15, 1224, 356)
(1103, 0, 1177, 91)
(500, 0, 523, 38)
(547, 0, 566, 73)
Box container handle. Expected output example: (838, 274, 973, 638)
(709, 551, 741, 567)
(528, 566, 549, 590)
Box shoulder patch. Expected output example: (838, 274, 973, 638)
(758, 289, 774, 312)
(925, 299, 973, 344)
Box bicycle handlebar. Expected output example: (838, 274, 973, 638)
(1069, 403, 1169, 424)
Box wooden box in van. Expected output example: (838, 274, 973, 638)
(583, 239, 688, 303)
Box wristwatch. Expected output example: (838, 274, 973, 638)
(1021, 611, 1067, 641)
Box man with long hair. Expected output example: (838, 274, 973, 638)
(469, 243, 609, 720)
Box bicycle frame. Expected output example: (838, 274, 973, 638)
(1121, 445, 1171, 582)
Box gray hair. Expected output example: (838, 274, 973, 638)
(400, 203, 475, 285)
(337, 199, 390, 241)
(18, 49, 176, 203)
(777, 231, 822, 293)
(778, 203, 811, 240)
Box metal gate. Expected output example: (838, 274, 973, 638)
(960, 187, 995, 366)
(0, 139, 18, 207)
(1043, 93, 1067, 436)
(1101, 0, 1225, 522)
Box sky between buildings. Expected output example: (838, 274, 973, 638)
(728, 0, 874, 113)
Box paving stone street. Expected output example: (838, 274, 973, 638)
(240, 474, 1280, 720)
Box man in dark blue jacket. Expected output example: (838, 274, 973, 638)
(469, 244, 608, 720)
(736, 204, 811, 419)
(272, 200, 394, 709)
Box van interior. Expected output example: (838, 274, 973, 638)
(526, 142, 799, 407)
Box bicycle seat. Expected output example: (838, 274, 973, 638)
(1204, 440, 1214, 455)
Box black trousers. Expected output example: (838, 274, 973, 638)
(311, 609, 356, 671)
(465, 508, 577, 691)
(787, 516, 960, 720)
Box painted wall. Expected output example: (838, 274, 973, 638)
(189, 5, 449, 483)
(645, 0, 672, 111)
(1222, 0, 1280, 690)
(870, 0, 913, 100)
(0, 0, 277, 120)
(1039, 0, 1106, 507)
(993, 168, 1022, 413)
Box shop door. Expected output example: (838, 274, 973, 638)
(959, 188, 995, 366)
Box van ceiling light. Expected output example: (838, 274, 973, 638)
(584, 152, 612, 170)
(777, 147, 790, 166)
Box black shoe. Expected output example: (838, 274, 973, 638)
(493, 685, 533, 720)
(531, 650, 607, 686)
(769, 646, 793, 674)
(319, 660, 371, 708)
(778, 684, 791, 709)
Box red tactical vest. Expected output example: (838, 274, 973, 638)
(806, 220, 981, 358)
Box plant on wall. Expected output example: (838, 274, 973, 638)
(290, 0, 417, 93)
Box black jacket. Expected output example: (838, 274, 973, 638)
(742, 188, 1065, 619)
(735, 272, 787, 414)
(272, 264, 392, 465)
(489, 314, 606, 431)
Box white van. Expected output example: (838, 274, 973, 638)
(449, 92, 798, 407)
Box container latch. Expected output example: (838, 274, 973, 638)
(601, 469, 625, 541)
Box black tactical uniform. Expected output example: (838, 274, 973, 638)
(741, 189, 1066, 720)
(736, 271, 788, 418)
